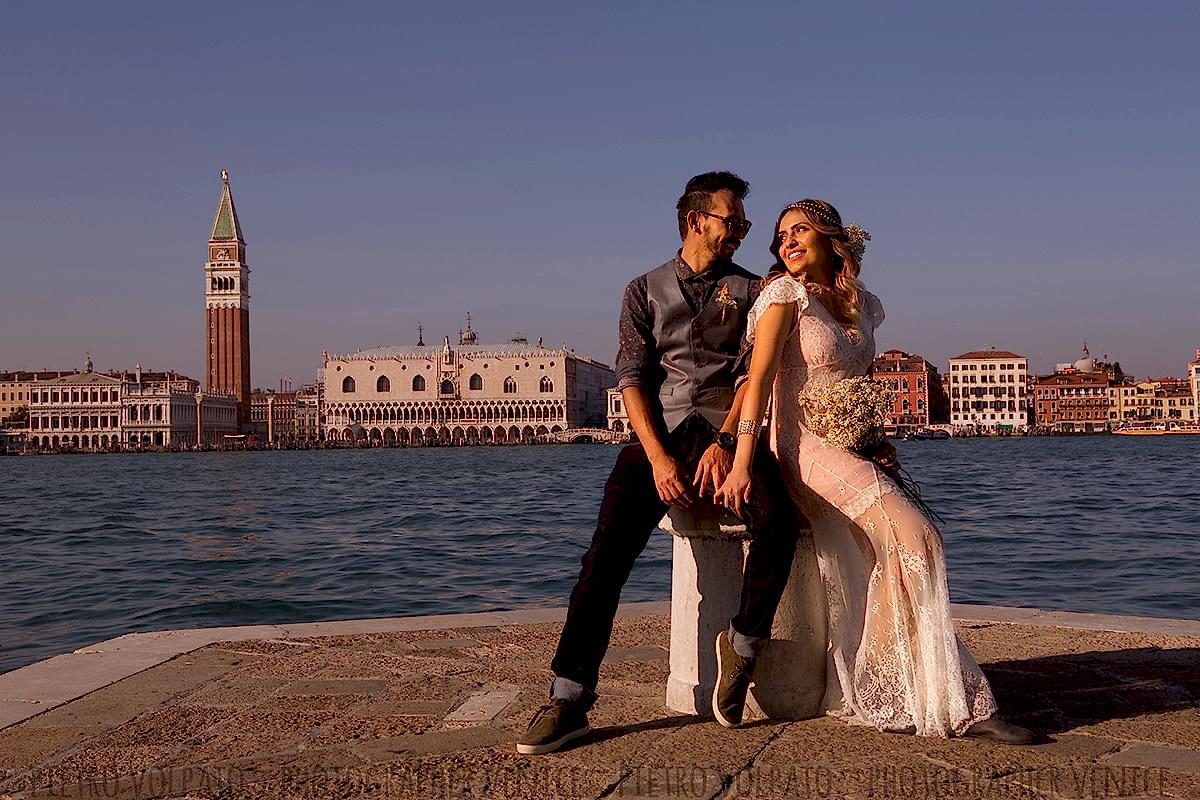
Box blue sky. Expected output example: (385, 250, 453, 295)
(2, 1, 1197, 386)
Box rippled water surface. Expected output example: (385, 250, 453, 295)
(2, 437, 1197, 674)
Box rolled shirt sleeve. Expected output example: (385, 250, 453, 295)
(614, 275, 657, 392)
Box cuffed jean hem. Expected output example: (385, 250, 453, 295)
(730, 622, 766, 659)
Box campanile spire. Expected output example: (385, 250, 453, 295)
(204, 170, 252, 429)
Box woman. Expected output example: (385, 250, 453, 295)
(714, 199, 1031, 742)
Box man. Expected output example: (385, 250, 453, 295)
(517, 171, 805, 755)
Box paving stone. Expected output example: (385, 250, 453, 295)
(444, 687, 522, 722)
(179, 676, 289, 708)
(275, 678, 388, 696)
(350, 725, 513, 760)
(406, 637, 482, 651)
(350, 698, 455, 717)
(1105, 741, 1200, 775)
(0, 725, 90, 770)
(603, 645, 669, 663)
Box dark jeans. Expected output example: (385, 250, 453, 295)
(550, 415, 803, 699)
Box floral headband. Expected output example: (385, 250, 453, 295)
(783, 200, 871, 261)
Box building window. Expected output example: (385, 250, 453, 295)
(440, 379, 454, 394)
(469, 373, 483, 391)
(412, 375, 426, 392)
(540, 376, 554, 393)
(504, 377, 517, 394)
(376, 376, 390, 392)
(342, 377, 356, 393)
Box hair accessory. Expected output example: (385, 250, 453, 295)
(785, 199, 842, 228)
(737, 419, 759, 436)
(844, 223, 871, 260)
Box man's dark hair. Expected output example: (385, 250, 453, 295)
(675, 171, 750, 240)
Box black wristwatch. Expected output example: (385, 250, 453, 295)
(716, 431, 737, 452)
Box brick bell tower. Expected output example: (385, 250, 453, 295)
(204, 169, 252, 429)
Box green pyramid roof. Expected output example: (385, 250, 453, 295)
(209, 174, 245, 242)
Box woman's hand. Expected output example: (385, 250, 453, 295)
(714, 465, 753, 520)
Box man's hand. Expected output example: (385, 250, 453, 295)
(650, 454, 697, 509)
(693, 443, 733, 499)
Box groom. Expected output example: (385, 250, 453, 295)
(517, 171, 805, 755)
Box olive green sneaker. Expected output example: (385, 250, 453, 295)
(713, 630, 756, 728)
(516, 699, 591, 755)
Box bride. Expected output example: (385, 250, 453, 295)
(714, 199, 1032, 743)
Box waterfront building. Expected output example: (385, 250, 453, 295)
(948, 348, 1028, 431)
(26, 363, 237, 450)
(1032, 372, 1110, 433)
(1149, 378, 1196, 422)
(27, 365, 123, 450)
(204, 170, 252, 429)
(322, 320, 615, 445)
(122, 369, 239, 447)
(1, 370, 72, 424)
(1189, 350, 1200, 414)
(606, 388, 630, 433)
(295, 383, 325, 443)
(250, 390, 297, 444)
(869, 349, 948, 434)
(1108, 376, 1197, 426)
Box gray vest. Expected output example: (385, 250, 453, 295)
(645, 260, 756, 433)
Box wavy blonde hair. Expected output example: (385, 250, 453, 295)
(765, 198, 865, 329)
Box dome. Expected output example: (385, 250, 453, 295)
(1073, 342, 1093, 372)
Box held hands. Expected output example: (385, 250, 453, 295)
(714, 465, 753, 520)
(692, 443, 733, 500)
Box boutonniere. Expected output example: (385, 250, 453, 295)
(714, 283, 737, 322)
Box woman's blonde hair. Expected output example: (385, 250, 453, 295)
(766, 199, 866, 329)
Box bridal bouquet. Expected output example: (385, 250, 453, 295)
(797, 376, 893, 452)
(799, 376, 946, 522)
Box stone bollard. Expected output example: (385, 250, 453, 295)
(659, 505, 827, 721)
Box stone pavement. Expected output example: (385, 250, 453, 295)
(0, 603, 1198, 799)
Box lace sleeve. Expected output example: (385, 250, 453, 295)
(746, 275, 809, 344)
(864, 290, 885, 329)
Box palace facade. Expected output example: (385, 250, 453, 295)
(323, 324, 614, 445)
(26, 363, 238, 450)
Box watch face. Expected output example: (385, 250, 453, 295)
(717, 432, 737, 451)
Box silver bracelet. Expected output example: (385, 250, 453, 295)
(737, 419, 759, 436)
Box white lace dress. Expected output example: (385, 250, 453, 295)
(748, 274, 996, 736)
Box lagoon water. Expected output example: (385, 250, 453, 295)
(2, 437, 1197, 675)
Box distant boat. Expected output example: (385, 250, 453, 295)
(1112, 422, 1200, 436)
(908, 428, 950, 441)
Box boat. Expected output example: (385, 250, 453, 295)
(1112, 422, 1200, 436)
(907, 428, 950, 441)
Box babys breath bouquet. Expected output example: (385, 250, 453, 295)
(799, 376, 945, 523)
(798, 376, 893, 452)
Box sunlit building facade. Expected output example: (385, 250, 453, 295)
(323, 324, 614, 445)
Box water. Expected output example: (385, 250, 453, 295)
(1, 437, 1197, 675)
